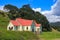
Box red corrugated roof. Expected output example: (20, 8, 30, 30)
(16, 18, 33, 26)
(34, 21, 41, 27)
(10, 20, 19, 26)
(10, 18, 41, 27)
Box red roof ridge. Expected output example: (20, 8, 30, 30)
(34, 21, 41, 27)
(10, 20, 20, 26)
(16, 18, 33, 26)
(10, 18, 41, 27)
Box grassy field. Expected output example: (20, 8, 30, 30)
(0, 31, 40, 40)
(39, 32, 60, 40)
(0, 15, 9, 29)
(0, 14, 60, 40)
(0, 15, 40, 40)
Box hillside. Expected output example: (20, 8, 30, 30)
(0, 8, 60, 40)
(0, 12, 40, 40)
(50, 22, 60, 26)
(0, 31, 40, 40)
(50, 22, 60, 31)
(0, 14, 9, 31)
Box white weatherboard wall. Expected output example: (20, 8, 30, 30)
(35, 27, 40, 31)
(18, 25, 23, 31)
(23, 26, 32, 31)
(7, 22, 15, 31)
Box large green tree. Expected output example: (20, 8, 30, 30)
(4, 4, 18, 19)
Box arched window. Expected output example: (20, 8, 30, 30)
(27, 27, 28, 30)
(9, 27, 13, 30)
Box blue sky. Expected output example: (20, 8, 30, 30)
(0, 0, 56, 11)
(0, 0, 60, 22)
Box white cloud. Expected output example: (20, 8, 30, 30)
(42, 11, 60, 22)
(0, 6, 9, 12)
(51, 0, 60, 16)
(32, 8, 41, 12)
(0, 6, 4, 10)
(44, 0, 60, 22)
(32, 0, 60, 22)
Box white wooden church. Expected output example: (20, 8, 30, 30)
(7, 18, 42, 33)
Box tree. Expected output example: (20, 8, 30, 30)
(18, 4, 35, 19)
(4, 4, 18, 11)
(4, 4, 19, 19)
(34, 12, 52, 31)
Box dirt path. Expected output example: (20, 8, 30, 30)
(52, 28, 58, 32)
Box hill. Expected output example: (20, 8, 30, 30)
(50, 22, 60, 26)
(0, 15, 40, 40)
(0, 11, 40, 40)
(50, 22, 60, 31)
(0, 13, 9, 31)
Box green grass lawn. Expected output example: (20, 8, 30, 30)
(0, 31, 40, 40)
(39, 32, 60, 40)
